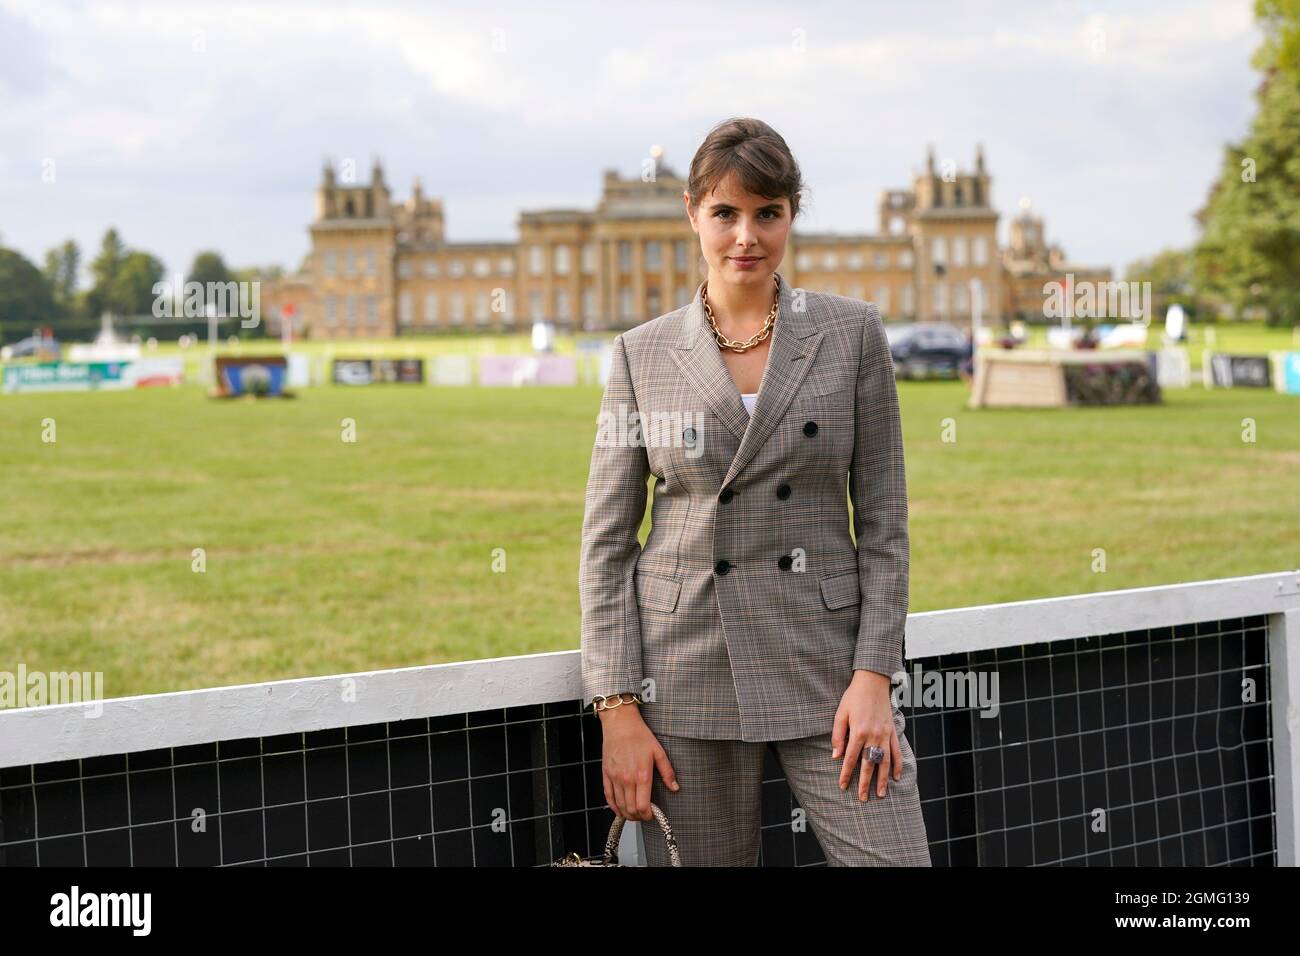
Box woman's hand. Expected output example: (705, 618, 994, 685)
(600, 706, 679, 821)
(831, 670, 903, 800)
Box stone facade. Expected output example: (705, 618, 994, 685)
(265, 147, 1109, 338)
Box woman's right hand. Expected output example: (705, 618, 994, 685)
(599, 707, 679, 821)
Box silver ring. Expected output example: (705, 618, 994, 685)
(864, 745, 884, 763)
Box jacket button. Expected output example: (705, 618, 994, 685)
(683, 426, 697, 443)
(715, 559, 731, 575)
(803, 421, 818, 436)
(776, 483, 791, 500)
(778, 554, 793, 570)
(719, 487, 734, 504)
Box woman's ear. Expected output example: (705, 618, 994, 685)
(682, 190, 698, 233)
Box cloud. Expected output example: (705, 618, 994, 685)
(0, 0, 1262, 283)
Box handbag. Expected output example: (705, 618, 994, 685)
(551, 802, 682, 866)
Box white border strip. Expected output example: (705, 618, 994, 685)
(1, 570, 1297, 768)
(905, 569, 1300, 658)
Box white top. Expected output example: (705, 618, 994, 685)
(741, 392, 758, 414)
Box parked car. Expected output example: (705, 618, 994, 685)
(884, 322, 971, 379)
(0, 335, 62, 361)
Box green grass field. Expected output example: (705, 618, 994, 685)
(1, 331, 1297, 702)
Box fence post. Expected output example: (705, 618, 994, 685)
(1269, 607, 1300, 866)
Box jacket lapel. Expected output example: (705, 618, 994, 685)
(670, 272, 825, 489)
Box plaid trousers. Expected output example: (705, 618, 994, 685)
(640, 706, 931, 866)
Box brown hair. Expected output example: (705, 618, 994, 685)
(686, 117, 807, 220)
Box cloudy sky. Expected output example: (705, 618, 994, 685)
(0, 0, 1263, 283)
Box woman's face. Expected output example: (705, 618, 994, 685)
(684, 171, 791, 291)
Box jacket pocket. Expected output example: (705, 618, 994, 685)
(819, 571, 860, 611)
(635, 570, 682, 613)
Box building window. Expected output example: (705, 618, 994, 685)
(874, 251, 888, 269)
(645, 241, 661, 271)
(325, 295, 337, 325)
(849, 283, 864, 300)
(822, 252, 838, 270)
(499, 257, 514, 276)
(847, 252, 863, 270)
(425, 293, 438, 323)
(889, 215, 905, 235)
(555, 290, 569, 319)
(475, 292, 490, 322)
(345, 295, 357, 326)
(953, 237, 967, 267)
(954, 282, 968, 312)
(398, 259, 412, 279)
(676, 286, 688, 308)
(972, 236, 988, 266)
(583, 289, 596, 320)
(899, 249, 914, 268)
(529, 291, 542, 320)
(423, 259, 439, 278)
(344, 250, 356, 277)
(555, 246, 570, 275)
(875, 285, 890, 313)
(530, 246, 544, 276)
(474, 257, 490, 277)
(619, 287, 633, 319)
(618, 241, 632, 273)
(365, 250, 377, 277)
(399, 293, 412, 324)
(365, 295, 379, 325)
(934, 282, 947, 316)
(674, 240, 687, 271)
(902, 285, 915, 315)
(931, 238, 946, 265)
(449, 259, 464, 278)
(450, 293, 465, 323)
(582, 244, 597, 275)
(796, 252, 814, 271)
(323, 251, 336, 277)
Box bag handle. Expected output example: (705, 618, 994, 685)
(602, 802, 682, 866)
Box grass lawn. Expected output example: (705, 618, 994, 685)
(1, 354, 1296, 701)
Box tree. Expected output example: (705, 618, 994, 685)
(42, 239, 82, 317)
(188, 250, 232, 288)
(1194, 0, 1300, 325)
(113, 251, 167, 316)
(1124, 248, 1205, 320)
(0, 247, 57, 337)
(87, 228, 127, 316)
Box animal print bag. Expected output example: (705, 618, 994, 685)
(551, 803, 682, 867)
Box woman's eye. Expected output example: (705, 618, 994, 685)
(714, 209, 779, 220)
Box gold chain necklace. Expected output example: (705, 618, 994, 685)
(702, 274, 780, 354)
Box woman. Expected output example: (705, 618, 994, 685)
(579, 117, 931, 866)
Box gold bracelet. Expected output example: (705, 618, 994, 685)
(592, 692, 642, 714)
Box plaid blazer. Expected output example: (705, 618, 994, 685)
(579, 273, 909, 742)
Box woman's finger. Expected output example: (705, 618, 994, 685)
(876, 737, 892, 798)
(839, 729, 865, 790)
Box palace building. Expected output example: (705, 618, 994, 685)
(261, 146, 1109, 338)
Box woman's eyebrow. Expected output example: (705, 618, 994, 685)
(710, 201, 784, 211)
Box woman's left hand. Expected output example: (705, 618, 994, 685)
(831, 670, 902, 800)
